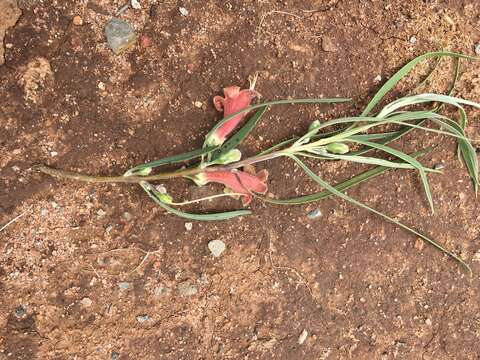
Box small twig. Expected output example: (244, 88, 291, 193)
(0, 209, 29, 233)
(81, 247, 163, 277)
(89, 263, 102, 279)
(129, 251, 151, 274)
(115, 2, 130, 16)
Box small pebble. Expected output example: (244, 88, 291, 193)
(425, 318, 432, 326)
(111, 352, 120, 360)
(184, 222, 193, 231)
(105, 18, 137, 54)
(177, 281, 198, 296)
(98, 81, 106, 91)
(118, 282, 131, 290)
(50, 151, 58, 157)
(179, 7, 189, 16)
(131, 0, 141, 9)
(5, 43, 13, 49)
(80, 297, 92, 307)
(72, 15, 83, 26)
(321, 36, 337, 52)
(122, 212, 132, 221)
(307, 209, 322, 219)
(155, 184, 167, 194)
(433, 163, 445, 170)
(472, 250, 480, 262)
(298, 329, 308, 345)
(14, 305, 26, 318)
(194, 101, 203, 108)
(409, 35, 417, 44)
(154, 285, 170, 297)
(136, 314, 150, 323)
(374, 75, 382, 83)
(475, 43, 480, 56)
(208, 240, 226, 257)
(96, 209, 106, 216)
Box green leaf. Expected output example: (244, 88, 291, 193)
(204, 97, 351, 148)
(289, 155, 471, 274)
(361, 51, 476, 116)
(351, 138, 435, 213)
(378, 93, 480, 118)
(211, 106, 268, 160)
(349, 121, 425, 156)
(377, 94, 479, 194)
(317, 152, 438, 171)
(265, 148, 433, 205)
(125, 146, 218, 176)
(352, 57, 461, 156)
(140, 182, 251, 221)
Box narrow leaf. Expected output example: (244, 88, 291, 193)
(125, 146, 218, 176)
(350, 139, 435, 213)
(362, 51, 475, 116)
(140, 182, 251, 221)
(266, 148, 433, 205)
(211, 105, 268, 160)
(290, 155, 471, 273)
(204, 97, 351, 148)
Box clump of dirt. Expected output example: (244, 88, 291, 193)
(18, 57, 53, 103)
(0, 0, 21, 65)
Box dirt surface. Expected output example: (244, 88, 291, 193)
(1, 0, 480, 359)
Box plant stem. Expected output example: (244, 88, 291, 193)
(35, 151, 284, 184)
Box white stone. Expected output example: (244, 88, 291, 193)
(208, 240, 226, 257)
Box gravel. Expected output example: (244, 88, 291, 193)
(118, 282, 131, 290)
(298, 329, 308, 345)
(208, 240, 226, 257)
(105, 18, 137, 54)
(177, 281, 198, 296)
(80, 297, 92, 307)
(154, 284, 170, 297)
(307, 209, 322, 219)
(475, 43, 480, 55)
(14, 305, 26, 317)
(136, 314, 150, 323)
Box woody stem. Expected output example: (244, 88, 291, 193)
(35, 151, 284, 184)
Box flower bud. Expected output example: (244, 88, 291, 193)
(308, 120, 321, 132)
(156, 193, 173, 204)
(215, 149, 242, 165)
(135, 167, 152, 176)
(326, 142, 349, 154)
(124, 167, 152, 177)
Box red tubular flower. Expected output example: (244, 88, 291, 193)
(207, 86, 259, 146)
(193, 169, 268, 205)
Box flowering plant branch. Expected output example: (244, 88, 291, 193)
(37, 51, 479, 273)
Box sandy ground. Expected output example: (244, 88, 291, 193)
(1, 0, 480, 359)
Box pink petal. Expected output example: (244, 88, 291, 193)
(213, 95, 224, 112)
(209, 86, 259, 145)
(199, 170, 268, 205)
